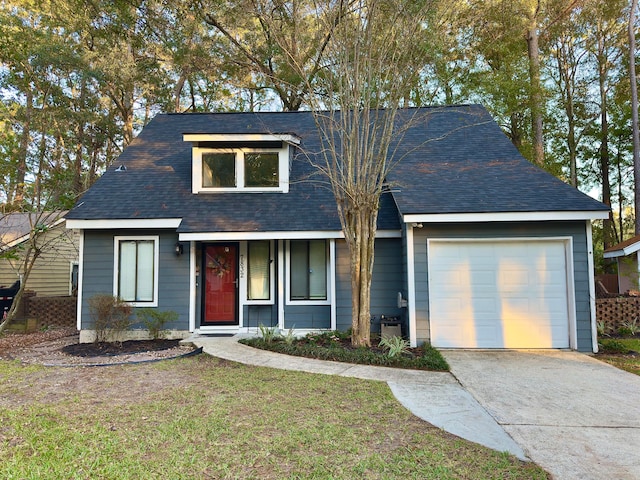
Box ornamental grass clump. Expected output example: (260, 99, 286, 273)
(379, 335, 411, 358)
(258, 323, 279, 344)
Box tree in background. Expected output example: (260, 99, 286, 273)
(630, 0, 640, 234)
(201, 0, 342, 111)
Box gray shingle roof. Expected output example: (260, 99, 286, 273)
(66, 105, 607, 232)
(387, 106, 607, 215)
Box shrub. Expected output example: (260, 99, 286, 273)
(136, 308, 178, 340)
(599, 339, 632, 354)
(89, 294, 133, 344)
(379, 335, 411, 358)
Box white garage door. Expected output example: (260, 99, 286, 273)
(428, 239, 571, 349)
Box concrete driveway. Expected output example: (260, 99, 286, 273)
(442, 350, 640, 480)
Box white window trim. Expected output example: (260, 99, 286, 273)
(69, 261, 79, 296)
(113, 235, 159, 307)
(241, 240, 276, 305)
(285, 239, 331, 306)
(192, 147, 290, 193)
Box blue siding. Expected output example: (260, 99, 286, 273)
(335, 238, 404, 333)
(283, 305, 331, 329)
(244, 305, 277, 328)
(80, 230, 190, 331)
(412, 221, 594, 351)
(335, 240, 351, 331)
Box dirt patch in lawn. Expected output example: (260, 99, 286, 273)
(0, 328, 199, 367)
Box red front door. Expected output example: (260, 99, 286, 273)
(202, 244, 238, 325)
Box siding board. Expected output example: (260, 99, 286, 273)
(335, 238, 404, 333)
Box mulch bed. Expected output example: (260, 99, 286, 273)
(0, 328, 199, 366)
(62, 339, 182, 357)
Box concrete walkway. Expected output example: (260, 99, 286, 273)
(185, 335, 526, 460)
(443, 350, 640, 480)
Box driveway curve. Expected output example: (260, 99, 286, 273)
(442, 350, 640, 480)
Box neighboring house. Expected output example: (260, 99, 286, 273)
(603, 235, 640, 294)
(66, 105, 609, 351)
(0, 212, 79, 297)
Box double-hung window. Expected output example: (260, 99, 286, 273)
(114, 236, 159, 306)
(289, 240, 327, 302)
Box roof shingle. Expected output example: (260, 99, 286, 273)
(66, 105, 607, 232)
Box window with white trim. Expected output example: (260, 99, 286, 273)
(185, 133, 300, 194)
(289, 240, 327, 301)
(247, 240, 272, 301)
(114, 236, 158, 306)
(194, 148, 287, 192)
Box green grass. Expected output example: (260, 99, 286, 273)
(0, 355, 549, 479)
(241, 331, 450, 371)
(598, 337, 640, 376)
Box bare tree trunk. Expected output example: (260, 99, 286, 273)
(630, 0, 640, 234)
(556, 38, 579, 187)
(14, 89, 33, 207)
(74, 77, 88, 196)
(347, 205, 377, 347)
(509, 113, 524, 150)
(617, 144, 625, 241)
(526, 2, 545, 167)
(173, 72, 187, 113)
(598, 35, 614, 252)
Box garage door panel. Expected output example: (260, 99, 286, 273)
(428, 240, 571, 349)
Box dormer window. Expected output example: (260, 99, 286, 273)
(184, 133, 300, 193)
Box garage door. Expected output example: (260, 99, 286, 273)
(428, 239, 571, 349)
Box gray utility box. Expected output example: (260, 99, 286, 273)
(379, 315, 402, 339)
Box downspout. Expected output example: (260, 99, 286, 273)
(586, 221, 598, 353)
(76, 230, 85, 331)
(189, 241, 196, 332)
(406, 224, 417, 347)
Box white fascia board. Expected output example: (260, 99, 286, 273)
(65, 218, 182, 229)
(603, 242, 640, 259)
(178, 229, 401, 241)
(403, 210, 610, 223)
(183, 133, 301, 145)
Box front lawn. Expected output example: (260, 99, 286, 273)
(597, 337, 640, 376)
(0, 356, 548, 479)
(240, 330, 450, 371)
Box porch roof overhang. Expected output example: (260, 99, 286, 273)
(178, 229, 401, 241)
(65, 218, 183, 229)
